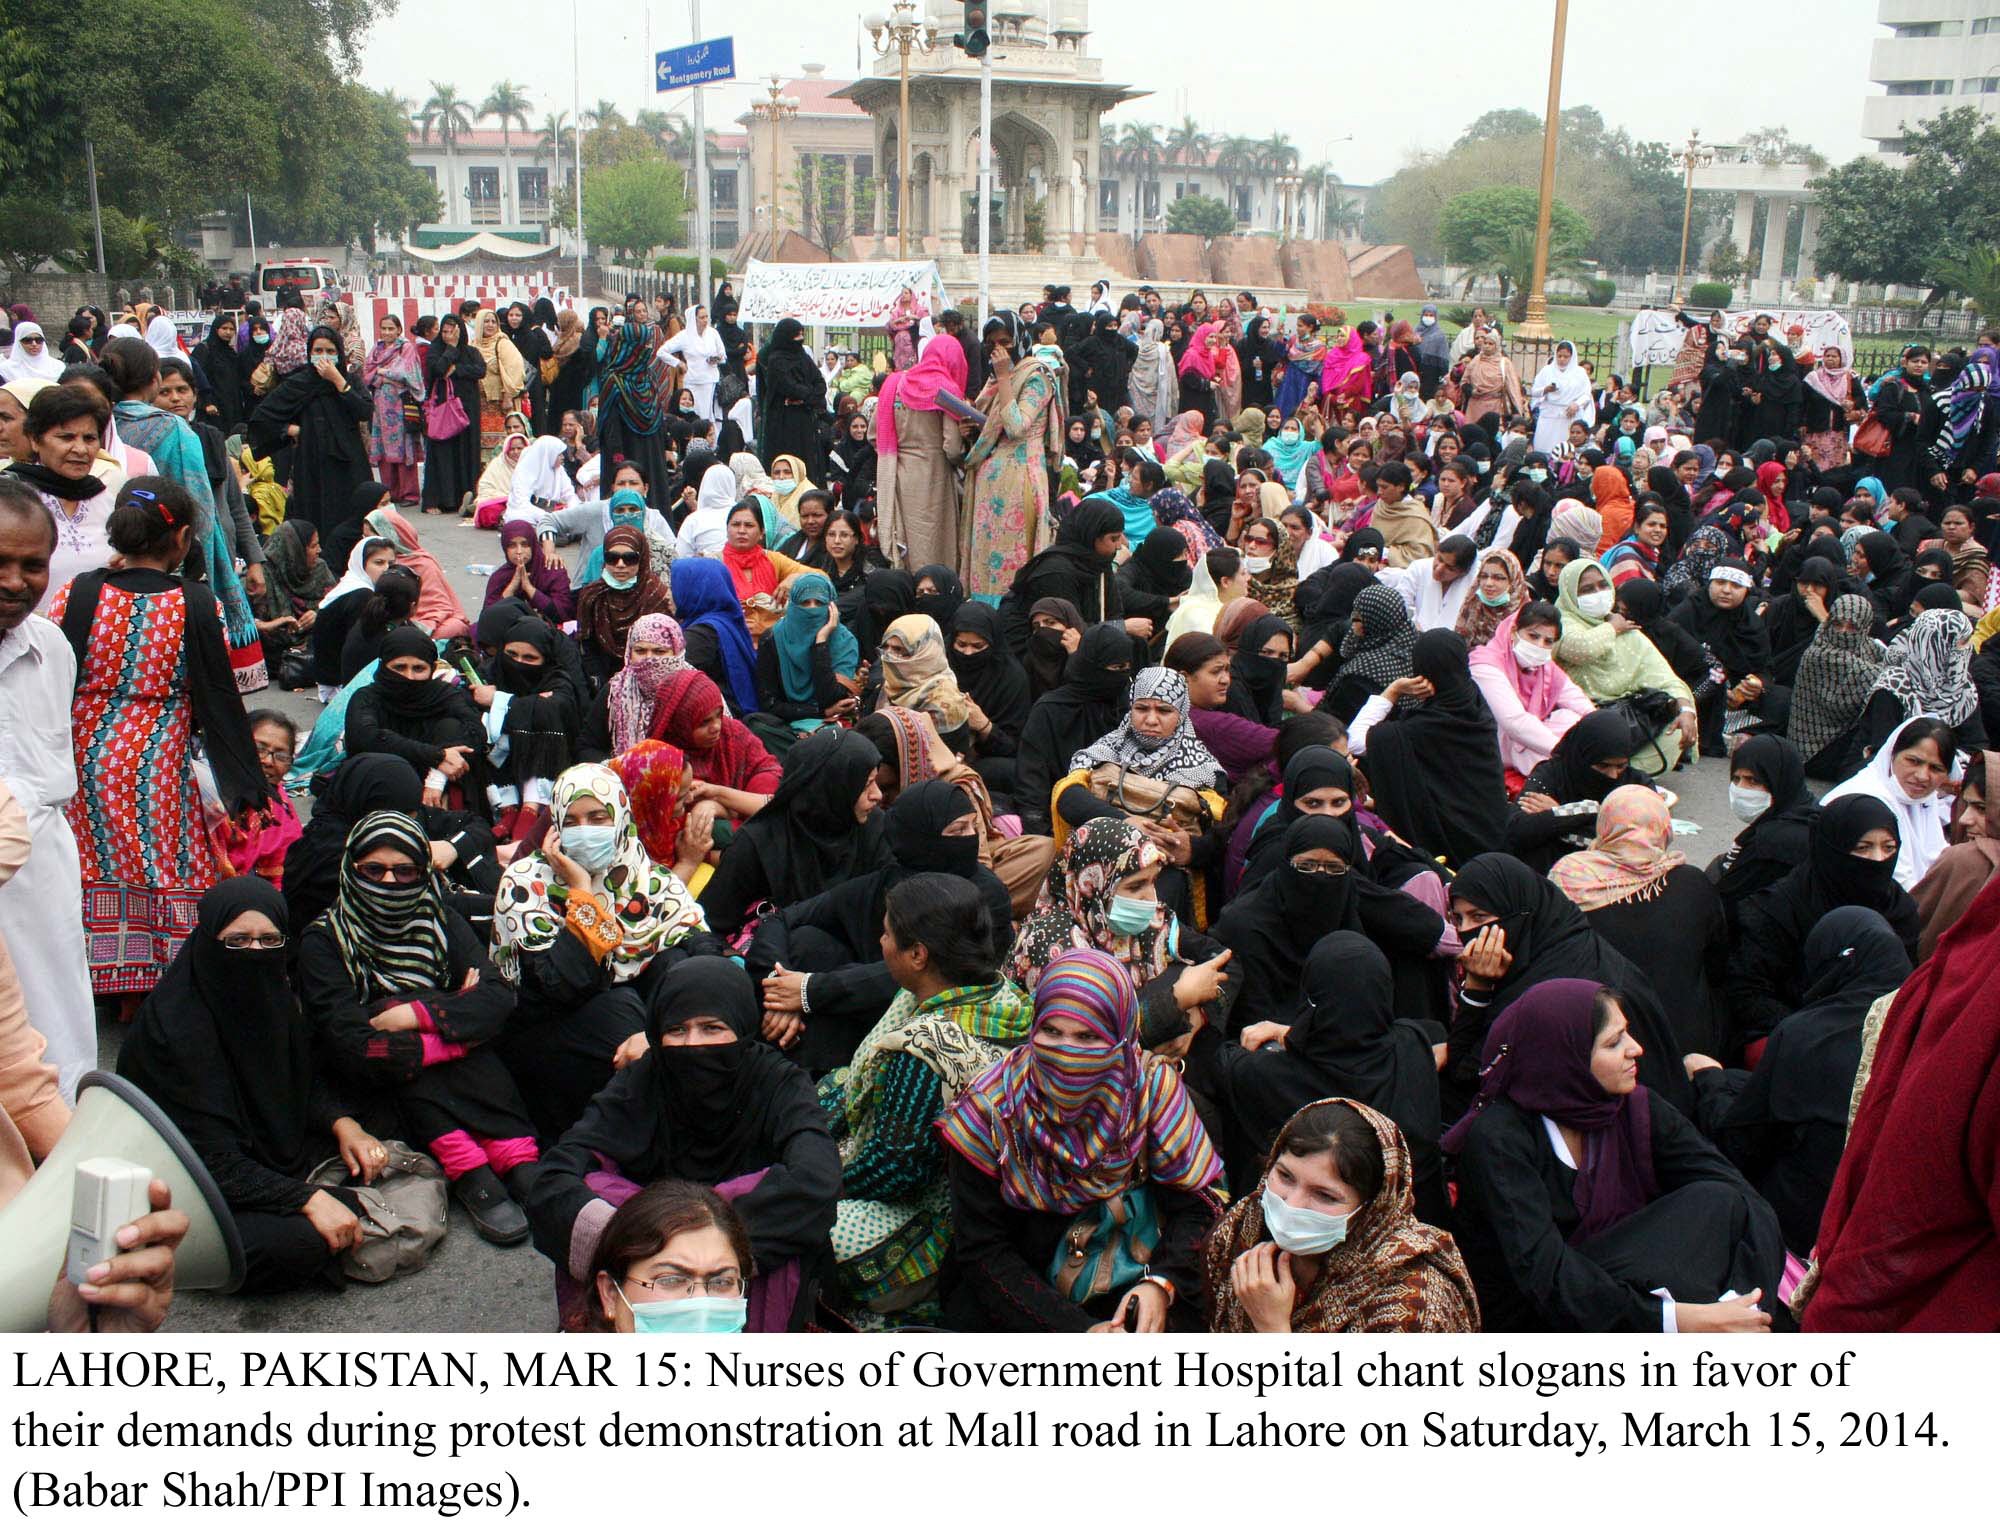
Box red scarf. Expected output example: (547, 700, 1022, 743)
(722, 544, 778, 603)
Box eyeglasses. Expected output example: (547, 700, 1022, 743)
(255, 745, 294, 765)
(20, 336, 42, 347)
(1289, 860, 1348, 878)
(603, 552, 641, 567)
(625, 1270, 744, 1299)
(355, 862, 424, 886)
(220, 932, 288, 950)
(1241, 534, 1276, 549)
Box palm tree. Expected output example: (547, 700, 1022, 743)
(1118, 121, 1164, 232)
(1472, 226, 1587, 320)
(584, 99, 627, 132)
(635, 109, 682, 154)
(1213, 135, 1259, 228)
(1165, 115, 1208, 169)
(417, 83, 475, 222)
(537, 111, 574, 158)
(1932, 247, 2000, 327)
(482, 81, 533, 224)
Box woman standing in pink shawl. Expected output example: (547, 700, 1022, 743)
(1178, 321, 1229, 427)
(1320, 325, 1375, 414)
(361, 313, 426, 507)
(875, 334, 969, 571)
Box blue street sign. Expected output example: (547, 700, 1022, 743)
(656, 37, 735, 91)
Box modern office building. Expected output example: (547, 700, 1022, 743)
(1863, 3, 2000, 156)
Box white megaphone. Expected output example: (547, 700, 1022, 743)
(1, 1070, 244, 1330)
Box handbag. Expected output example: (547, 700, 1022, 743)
(250, 358, 274, 397)
(1086, 764, 1213, 834)
(1852, 412, 1892, 458)
(538, 354, 561, 386)
(424, 380, 470, 442)
(1047, 1185, 1160, 1305)
(402, 393, 424, 431)
(1608, 687, 1683, 752)
(309, 1142, 448, 1283)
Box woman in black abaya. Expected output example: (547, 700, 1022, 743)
(1012, 622, 1135, 837)
(1505, 710, 1656, 875)
(1691, 907, 1912, 1256)
(248, 324, 374, 566)
(118, 878, 387, 1294)
(1446, 851, 1691, 1118)
(525, 956, 841, 1330)
(1355, 629, 1508, 872)
(697, 726, 890, 942)
(756, 318, 831, 484)
(1184, 928, 1446, 1223)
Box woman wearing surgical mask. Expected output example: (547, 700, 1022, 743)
(299, 810, 540, 1245)
(530, 955, 838, 1333)
(581, 1179, 755, 1334)
(941, 949, 1223, 1332)
(1553, 559, 1696, 772)
(1710, 734, 1818, 920)
(491, 764, 718, 1139)
(1467, 599, 1595, 784)
(1207, 1097, 1474, 1333)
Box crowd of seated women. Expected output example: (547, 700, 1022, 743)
(84, 321, 2000, 1335)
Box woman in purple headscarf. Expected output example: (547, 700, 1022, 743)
(1442, 978, 1783, 1333)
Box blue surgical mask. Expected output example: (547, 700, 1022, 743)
(601, 569, 637, 591)
(1106, 895, 1158, 936)
(1260, 1186, 1351, 1255)
(559, 824, 619, 874)
(621, 1289, 748, 1335)
(1525, 468, 1548, 483)
(1476, 587, 1513, 608)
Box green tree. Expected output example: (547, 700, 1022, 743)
(418, 81, 474, 219)
(1165, 115, 1208, 168)
(1705, 235, 1747, 285)
(0, 196, 81, 276)
(1809, 110, 2000, 301)
(1931, 247, 2000, 324)
(1166, 194, 1234, 239)
(265, 84, 439, 244)
(1437, 185, 1587, 266)
(566, 156, 687, 262)
(1117, 122, 1165, 230)
(1453, 107, 1543, 149)
(482, 81, 534, 223)
(584, 99, 627, 131)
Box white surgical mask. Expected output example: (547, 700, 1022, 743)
(1525, 467, 1548, 483)
(1728, 784, 1772, 822)
(1242, 554, 1272, 575)
(1576, 589, 1615, 619)
(1259, 1186, 1351, 1255)
(1512, 638, 1553, 670)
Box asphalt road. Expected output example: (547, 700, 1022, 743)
(111, 513, 1742, 1333)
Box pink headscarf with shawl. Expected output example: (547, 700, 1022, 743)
(1470, 609, 1565, 720)
(1320, 327, 1373, 406)
(1179, 321, 1225, 381)
(875, 333, 969, 456)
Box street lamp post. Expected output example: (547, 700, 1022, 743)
(1672, 129, 1714, 307)
(1516, 0, 1571, 344)
(865, 3, 931, 260)
(750, 74, 801, 246)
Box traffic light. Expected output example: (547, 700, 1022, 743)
(955, 2, 989, 57)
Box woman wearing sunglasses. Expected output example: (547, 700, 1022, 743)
(297, 810, 541, 1245)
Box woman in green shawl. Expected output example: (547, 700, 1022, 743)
(1553, 558, 1696, 772)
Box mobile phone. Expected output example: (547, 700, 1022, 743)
(457, 657, 482, 686)
(1122, 1294, 1142, 1332)
(67, 1157, 153, 1288)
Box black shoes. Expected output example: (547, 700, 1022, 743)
(452, 1164, 529, 1245)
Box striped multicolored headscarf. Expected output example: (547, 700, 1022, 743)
(939, 949, 1220, 1214)
(323, 810, 453, 1003)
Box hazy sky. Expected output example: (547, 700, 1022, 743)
(360, 0, 1884, 182)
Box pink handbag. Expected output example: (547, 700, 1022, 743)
(423, 382, 470, 441)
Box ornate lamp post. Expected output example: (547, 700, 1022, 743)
(865, 3, 933, 259)
(750, 74, 801, 240)
(1516, 0, 1571, 344)
(1672, 129, 1714, 306)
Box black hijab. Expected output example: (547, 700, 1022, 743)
(1857, 531, 1913, 617)
(1229, 612, 1291, 726)
(1533, 709, 1655, 803)
(1212, 815, 1370, 1006)
(1714, 733, 1816, 913)
(1024, 595, 1085, 697)
(1613, 577, 1707, 689)
(281, 753, 425, 935)
(887, 778, 982, 878)
(1007, 496, 1125, 628)
(248, 325, 366, 467)
(118, 877, 319, 1182)
(641, 955, 807, 1184)
(1360, 629, 1508, 869)
(1124, 527, 1193, 598)
(1026, 621, 1135, 767)
(368, 624, 457, 721)
(736, 725, 889, 905)
(913, 564, 965, 630)
(859, 567, 918, 657)
(1764, 907, 1911, 1123)
(1447, 851, 1690, 1111)
(1239, 746, 1356, 890)
(1671, 557, 1771, 678)
(948, 601, 1031, 734)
